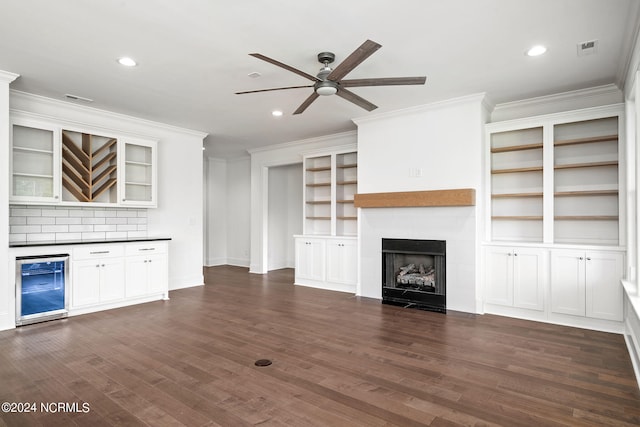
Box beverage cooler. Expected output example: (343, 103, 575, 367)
(16, 254, 69, 326)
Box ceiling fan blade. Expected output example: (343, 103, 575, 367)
(235, 84, 313, 95)
(327, 40, 382, 82)
(336, 88, 378, 112)
(340, 76, 426, 87)
(293, 92, 320, 115)
(249, 53, 319, 82)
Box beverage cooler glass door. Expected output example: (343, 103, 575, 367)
(16, 254, 69, 326)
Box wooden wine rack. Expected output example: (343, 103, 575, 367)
(61, 130, 118, 202)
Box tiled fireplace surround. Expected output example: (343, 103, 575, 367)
(359, 205, 478, 314)
(9, 205, 148, 243)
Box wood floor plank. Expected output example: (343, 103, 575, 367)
(0, 265, 638, 426)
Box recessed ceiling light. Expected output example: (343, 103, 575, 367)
(117, 57, 137, 67)
(272, 110, 283, 117)
(526, 45, 547, 57)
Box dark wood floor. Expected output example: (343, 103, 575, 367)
(1, 265, 639, 426)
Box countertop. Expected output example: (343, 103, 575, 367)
(9, 236, 172, 248)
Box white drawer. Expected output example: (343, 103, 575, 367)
(73, 245, 125, 260)
(125, 242, 168, 256)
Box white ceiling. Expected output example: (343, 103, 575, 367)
(1, 0, 638, 158)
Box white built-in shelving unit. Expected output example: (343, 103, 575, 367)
(295, 147, 358, 293)
(484, 104, 625, 332)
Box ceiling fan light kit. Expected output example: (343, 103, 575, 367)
(236, 39, 427, 114)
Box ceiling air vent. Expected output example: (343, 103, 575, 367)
(65, 93, 93, 103)
(577, 40, 598, 57)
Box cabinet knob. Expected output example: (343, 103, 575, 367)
(101, 264, 105, 267)
(507, 253, 511, 256)
(586, 257, 591, 261)
(96, 264, 100, 268)
(513, 253, 518, 256)
(579, 257, 584, 260)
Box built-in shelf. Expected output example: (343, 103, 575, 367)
(337, 163, 358, 169)
(554, 161, 618, 170)
(306, 216, 331, 220)
(492, 192, 543, 198)
(61, 130, 118, 203)
(555, 190, 618, 197)
(554, 134, 618, 147)
(307, 200, 331, 204)
(491, 142, 543, 153)
(555, 216, 618, 221)
(337, 216, 357, 220)
(337, 180, 357, 185)
(492, 216, 543, 220)
(307, 182, 331, 187)
(306, 166, 332, 172)
(492, 166, 543, 174)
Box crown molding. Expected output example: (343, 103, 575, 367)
(0, 70, 19, 84)
(490, 84, 623, 122)
(10, 90, 208, 139)
(247, 130, 357, 156)
(352, 93, 488, 125)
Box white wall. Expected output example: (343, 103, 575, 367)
(355, 94, 487, 194)
(268, 163, 302, 270)
(0, 71, 19, 331)
(9, 90, 207, 292)
(249, 131, 357, 273)
(205, 157, 228, 266)
(226, 156, 251, 267)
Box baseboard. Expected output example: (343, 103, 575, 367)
(624, 292, 640, 390)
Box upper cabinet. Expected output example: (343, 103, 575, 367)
(10, 119, 61, 204)
(10, 115, 158, 208)
(120, 138, 157, 207)
(486, 104, 624, 247)
(303, 148, 357, 236)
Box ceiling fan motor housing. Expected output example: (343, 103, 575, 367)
(317, 52, 335, 64)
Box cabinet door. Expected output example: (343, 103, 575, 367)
(295, 238, 325, 281)
(72, 259, 101, 307)
(513, 248, 545, 311)
(120, 138, 157, 207)
(125, 256, 149, 297)
(10, 120, 60, 204)
(550, 250, 585, 316)
(99, 258, 125, 302)
(484, 246, 513, 306)
(585, 252, 623, 321)
(326, 239, 357, 285)
(147, 254, 169, 295)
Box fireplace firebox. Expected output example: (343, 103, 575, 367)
(382, 238, 446, 313)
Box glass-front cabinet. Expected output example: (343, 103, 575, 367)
(10, 119, 61, 203)
(120, 138, 157, 207)
(9, 114, 157, 208)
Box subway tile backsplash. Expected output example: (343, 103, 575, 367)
(9, 205, 148, 243)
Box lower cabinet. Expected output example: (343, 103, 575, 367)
(484, 244, 625, 328)
(550, 249, 624, 321)
(294, 235, 357, 293)
(72, 245, 125, 308)
(71, 241, 169, 313)
(294, 237, 326, 282)
(125, 243, 169, 298)
(484, 246, 544, 311)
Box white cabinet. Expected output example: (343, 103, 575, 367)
(120, 138, 157, 207)
(70, 241, 169, 313)
(9, 112, 157, 208)
(326, 239, 357, 286)
(551, 250, 623, 321)
(294, 236, 357, 293)
(10, 119, 61, 204)
(295, 237, 326, 282)
(71, 245, 125, 308)
(124, 242, 168, 298)
(484, 246, 544, 311)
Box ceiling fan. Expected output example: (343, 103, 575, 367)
(235, 39, 426, 114)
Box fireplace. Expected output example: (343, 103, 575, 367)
(382, 238, 446, 313)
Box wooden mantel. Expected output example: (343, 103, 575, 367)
(354, 188, 475, 208)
